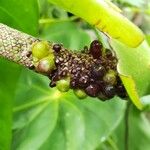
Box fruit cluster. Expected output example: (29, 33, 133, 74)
(32, 40, 127, 100)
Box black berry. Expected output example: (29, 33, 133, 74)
(89, 40, 103, 59)
(85, 84, 100, 97)
(92, 64, 106, 79)
(103, 85, 116, 98)
(53, 43, 62, 53)
(116, 85, 127, 98)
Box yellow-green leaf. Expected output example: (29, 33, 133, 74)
(111, 40, 150, 109)
(49, 0, 144, 47)
(120, 75, 143, 110)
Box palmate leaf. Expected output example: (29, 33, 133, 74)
(48, 0, 144, 47)
(12, 69, 126, 150)
(113, 106, 150, 150)
(0, 0, 39, 36)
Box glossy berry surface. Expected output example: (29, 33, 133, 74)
(32, 41, 49, 59)
(89, 40, 103, 59)
(53, 43, 62, 53)
(85, 84, 100, 97)
(46, 40, 127, 100)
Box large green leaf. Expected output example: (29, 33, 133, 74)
(111, 40, 150, 109)
(0, 0, 39, 149)
(40, 21, 91, 50)
(0, 59, 21, 150)
(12, 69, 125, 150)
(0, 0, 39, 35)
(113, 106, 150, 150)
(48, 0, 144, 47)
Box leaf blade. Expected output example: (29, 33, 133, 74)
(48, 0, 144, 47)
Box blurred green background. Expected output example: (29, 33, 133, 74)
(0, 0, 150, 150)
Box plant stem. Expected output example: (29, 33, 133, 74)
(124, 101, 131, 150)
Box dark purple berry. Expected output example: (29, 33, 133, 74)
(85, 84, 100, 97)
(103, 85, 116, 98)
(105, 49, 113, 58)
(98, 92, 108, 101)
(53, 44, 62, 53)
(70, 79, 78, 88)
(91, 64, 106, 79)
(78, 75, 89, 87)
(89, 40, 103, 59)
(116, 85, 127, 98)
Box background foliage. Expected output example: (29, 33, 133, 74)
(0, 0, 150, 150)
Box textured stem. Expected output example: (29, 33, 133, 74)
(0, 23, 38, 68)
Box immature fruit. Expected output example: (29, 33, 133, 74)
(74, 89, 87, 99)
(32, 41, 49, 59)
(56, 78, 70, 92)
(36, 54, 55, 73)
(103, 69, 117, 85)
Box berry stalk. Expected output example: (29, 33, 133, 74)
(0, 23, 37, 68)
(0, 23, 127, 100)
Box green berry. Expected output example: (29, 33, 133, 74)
(32, 41, 49, 59)
(74, 89, 87, 99)
(56, 78, 70, 92)
(37, 54, 55, 73)
(103, 70, 117, 85)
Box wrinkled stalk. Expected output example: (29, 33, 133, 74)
(0, 23, 38, 68)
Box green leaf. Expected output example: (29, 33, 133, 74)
(111, 40, 150, 109)
(113, 106, 150, 150)
(0, 59, 22, 150)
(40, 21, 91, 50)
(146, 35, 150, 46)
(0, 0, 39, 35)
(12, 69, 126, 150)
(141, 95, 150, 111)
(120, 75, 143, 110)
(48, 0, 144, 47)
(0, 1, 39, 148)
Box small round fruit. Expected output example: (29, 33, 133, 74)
(98, 92, 108, 101)
(78, 75, 89, 87)
(85, 84, 100, 97)
(74, 89, 87, 99)
(105, 49, 113, 58)
(36, 54, 55, 73)
(103, 70, 117, 85)
(53, 43, 62, 53)
(103, 85, 116, 98)
(32, 41, 49, 59)
(89, 40, 103, 59)
(116, 85, 127, 98)
(92, 64, 106, 79)
(56, 78, 70, 92)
